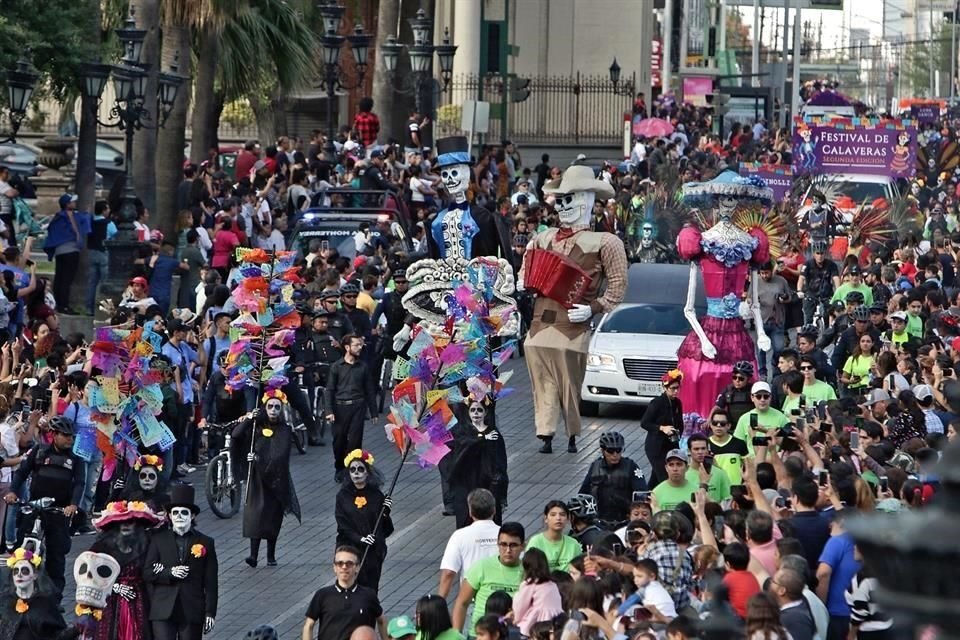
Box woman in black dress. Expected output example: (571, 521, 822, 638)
(641, 369, 684, 486)
(334, 449, 393, 592)
(448, 395, 508, 529)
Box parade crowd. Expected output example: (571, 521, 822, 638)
(0, 91, 951, 640)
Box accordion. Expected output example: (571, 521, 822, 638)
(524, 248, 593, 309)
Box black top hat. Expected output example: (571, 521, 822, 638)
(436, 136, 472, 168)
(165, 484, 201, 514)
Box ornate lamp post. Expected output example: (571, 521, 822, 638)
(380, 8, 457, 116)
(316, 0, 372, 161)
(79, 9, 185, 306)
(609, 58, 636, 97)
(846, 441, 960, 638)
(0, 58, 39, 144)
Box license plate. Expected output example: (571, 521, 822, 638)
(637, 382, 661, 396)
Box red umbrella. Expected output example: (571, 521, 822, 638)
(633, 117, 674, 138)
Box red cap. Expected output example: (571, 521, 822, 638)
(353, 256, 366, 270)
(130, 276, 149, 287)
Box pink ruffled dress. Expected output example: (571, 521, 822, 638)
(676, 223, 769, 417)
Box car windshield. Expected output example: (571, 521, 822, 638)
(840, 182, 888, 203)
(599, 304, 692, 336)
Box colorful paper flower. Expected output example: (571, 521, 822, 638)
(75, 604, 103, 620)
(191, 544, 206, 558)
(15, 599, 28, 614)
(6, 548, 42, 569)
(344, 449, 375, 468)
(261, 428, 274, 438)
(133, 454, 163, 471)
(354, 496, 368, 509)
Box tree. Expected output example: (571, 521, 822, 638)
(903, 21, 952, 97)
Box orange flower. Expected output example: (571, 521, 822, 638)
(354, 496, 368, 509)
(191, 544, 206, 558)
(15, 599, 28, 614)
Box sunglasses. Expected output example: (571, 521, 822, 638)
(732, 375, 748, 381)
(666, 384, 680, 390)
(604, 448, 623, 454)
(753, 393, 771, 399)
(799, 366, 814, 371)
(334, 560, 357, 568)
(712, 420, 729, 426)
(394, 280, 408, 285)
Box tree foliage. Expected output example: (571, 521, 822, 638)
(902, 21, 953, 98)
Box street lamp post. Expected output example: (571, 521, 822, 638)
(79, 9, 185, 308)
(0, 58, 39, 144)
(316, 0, 372, 162)
(380, 9, 457, 119)
(609, 58, 637, 97)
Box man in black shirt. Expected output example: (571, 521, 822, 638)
(797, 243, 840, 324)
(325, 334, 378, 483)
(320, 290, 355, 346)
(302, 546, 386, 640)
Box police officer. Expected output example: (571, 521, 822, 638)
(319, 289, 354, 346)
(292, 307, 331, 446)
(796, 239, 841, 324)
(818, 291, 864, 349)
(566, 494, 605, 551)
(5, 416, 85, 600)
(577, 431, 646, 526)
(796, 324, 835, 384)
(339, 283, 376, 385)
(831, 305, 882, 374)
(372, 269, 411, 361)
(715, 361, 756, 427)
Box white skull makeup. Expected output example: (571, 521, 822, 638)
(641, 223, 655, 248)
(440, 163, 471, 201)
(169, 506, 193, 536)
(138, 467, 158, 491)
(11, 560, 36, 600)
(469, 402, 487, 431)
(554, 190, 595, 227)
(73, 552, 121, 609)
(717, 195, 738, 219)
(264, 400, 282, 422)
(348, 463, 368, 488)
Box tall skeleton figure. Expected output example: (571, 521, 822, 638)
(520, 166, 628, 454)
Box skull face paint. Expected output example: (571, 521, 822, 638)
(138, 467, 158, 491)
(169, 506, 193, 536)
(348, 463, 368, 488)
(640, 223, 655, 249)
(468, 402, 487, 431)
(717, 195, 738, 220)
(554, 190, 595, 226)
(11, 561, 35, 599)
(265, 400, 282, 422)
(440, 163, 471, 201)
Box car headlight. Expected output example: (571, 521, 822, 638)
(587, 353, 617, 368)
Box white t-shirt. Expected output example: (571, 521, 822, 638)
(255, 229, 286, 252)
(439, 519, 500, 577)
(409, 176, 426, 202)
(0, 422, 18, 483)
(641, 580, 677, 619)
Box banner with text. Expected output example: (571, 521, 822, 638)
(910, 103, 940, 124)
(792, 116, 917, 178)
(740, 163, 793, 201)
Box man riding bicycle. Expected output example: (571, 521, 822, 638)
(796, 240, 840, 325)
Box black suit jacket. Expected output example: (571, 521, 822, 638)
(143, 528, 219, 623)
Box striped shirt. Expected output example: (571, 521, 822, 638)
(845, 572, 892, 632)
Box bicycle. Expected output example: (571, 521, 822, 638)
(16, 497, 63, 556)
(204, 420, 243, 519)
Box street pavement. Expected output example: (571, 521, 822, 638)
(63, 357, 652, 639)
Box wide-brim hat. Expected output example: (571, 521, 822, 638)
(542, 165, 615, 199)
(435, 136, 473, 168)
(164, 484, 201, 514)
(682, 169, 774, 206)
(93, 501, 163, 530)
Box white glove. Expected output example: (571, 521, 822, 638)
(497, 312, 520, 337)
(152, 563, 164, 575)
(484, 431, 500, 441)
(516, 277, 525, 292)
(360, 534, 376, 546)
(738, 301, 752, 320)
(797, 291, 805, 299)
(392, 325, 412, 352)
(112, 583, 137, 601)
(204, 617, 216, 634)
(113, 477, 125, 491)
(383, 497, 393, 510)
(567, 303, 593, 323)
(757, 334, 772, 352)
(247, 452, 257, 462)
(171, 565, 190, 579)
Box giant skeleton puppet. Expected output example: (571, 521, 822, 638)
(520, 165, 628, 454)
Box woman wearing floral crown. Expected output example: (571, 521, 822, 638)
(89, 501, 161, 640)
(0, 548, 71, 640)
(334, 449, 393, 593)
(677, 171, 775, 418)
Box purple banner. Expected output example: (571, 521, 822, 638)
(792, 117, 917, 178)
(740, 163, 793, 202)
(910, 104, 939, 124)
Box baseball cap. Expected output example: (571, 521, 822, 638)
(848, 265, 862, 276)
(387, 615, 415, 638)
(751, 381, 772, 395)
(129, 276, 149, 287)
(58, 193, 78, 208)
(889, 311, 907, 321)
(370, 148, 385, 159)
(913, 384, 934, 401)
(869, 303, 886, 314)
(665, 449, 688, 463)
(862, 388, 891, 406)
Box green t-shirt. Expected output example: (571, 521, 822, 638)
(685, 465, 732, 502)
(782, 380, 836, 416)
(417, 630, 465, 640)
(906, 313, 923, 339)
(525, 533, 581, 573)
(708, 435, 749, 485)
(464, 556, 523, 627)
(842, 354, 874, 389)
(734, 408, 790, 456)
(652, 477, 700, 512)
(831, 282, 873, 306)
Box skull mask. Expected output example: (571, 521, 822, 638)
(264, 399, 282, 423)
(169, 506, 193, 536)
(440, 163, 471, 201)
(717, 195, 738, 220)
(73, 552, 120, 609)
(553, 190, 595, 227)
(468, 401, 487, 432)
(348, 462, 368, 488)
(640, 223, 655, 249)
(138, 466, 159, 492)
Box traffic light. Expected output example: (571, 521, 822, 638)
(711, 92, 730, 116)
(510, 77, 531, 103)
